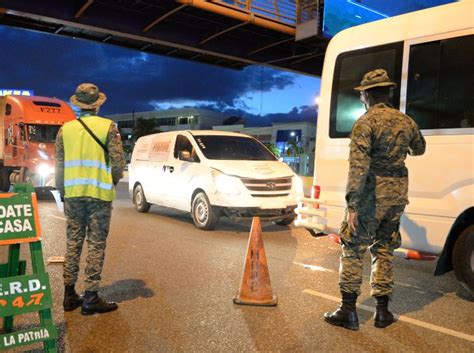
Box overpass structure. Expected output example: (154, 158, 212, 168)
(0, 0, 328, 76)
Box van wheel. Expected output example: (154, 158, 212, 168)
(274, 215, 296, 226)
(452, 225, 474, 297)
(191, 192, 219, 230)
(133, 184, 151, 213)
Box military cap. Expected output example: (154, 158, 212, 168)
(70, 83, 107, 109)
(354, 69, 397, 91)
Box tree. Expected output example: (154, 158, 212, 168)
(286, 141, 305, 173)
(263, 142, 281, 158)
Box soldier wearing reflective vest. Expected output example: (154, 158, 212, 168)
(55, 83, 125, 315)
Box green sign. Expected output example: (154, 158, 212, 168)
(0, 325, 58, 350)
(0, 272, 52, 317)
(0, 192, 41, 245)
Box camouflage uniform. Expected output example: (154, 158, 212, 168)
(56, 115, 125, 291)
(340, 102, 426, 297)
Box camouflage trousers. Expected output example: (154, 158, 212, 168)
(339, 204, 405, 297)
(63, 198, 112, 291)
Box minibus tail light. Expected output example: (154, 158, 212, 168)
(311, 185, 320, 199)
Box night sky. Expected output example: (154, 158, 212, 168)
(0, 25, 320, 127)
(1, 1, 452, 127)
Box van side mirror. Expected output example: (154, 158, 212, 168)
(179, 150, 193, 162)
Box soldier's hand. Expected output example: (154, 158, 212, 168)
(348, 211, 358, 235)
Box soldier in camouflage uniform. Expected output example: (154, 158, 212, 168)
(324, 69, 426, 330)
(56, 83, 125, 315)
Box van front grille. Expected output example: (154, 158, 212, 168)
(241, 177, 292, 193)
(251, 193, 290, 197)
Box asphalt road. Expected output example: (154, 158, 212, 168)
(1, 182, 473, 352)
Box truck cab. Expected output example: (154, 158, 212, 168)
(0, 95, 76, 192)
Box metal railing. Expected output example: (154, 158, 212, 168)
(216, 0, 298, 25)
(215, 1, 321, 25)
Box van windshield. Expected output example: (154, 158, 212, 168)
(193, 135, 277, 161)
(28, 124, 61, 142)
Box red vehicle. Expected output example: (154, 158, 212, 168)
(0, 95, 76, 192)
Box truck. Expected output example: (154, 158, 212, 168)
(0, 95, 76, 192)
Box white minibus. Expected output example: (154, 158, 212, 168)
(295, 1, 474, 295)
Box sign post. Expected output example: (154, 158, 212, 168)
(0, 184, 57, 352)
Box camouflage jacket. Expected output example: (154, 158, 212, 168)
(55, 115, 125, 197)
(346, 103, 426, 212)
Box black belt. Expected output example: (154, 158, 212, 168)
(370, 167, 408, 178)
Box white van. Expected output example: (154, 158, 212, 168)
(129, 130, 304, 230)
(295, 2, 473, 295)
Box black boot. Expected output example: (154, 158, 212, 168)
(81, 290, 118, 316)
(374, 295, 395, 328)
(63, 285, 83, 312)
(324, 292, 359, 331)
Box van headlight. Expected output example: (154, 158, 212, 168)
(212, 170, 241, 195)
(294, 176, 304, 195)
(37, 163, 55, 177)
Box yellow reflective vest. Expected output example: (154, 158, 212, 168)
(63, 116, 115, 201)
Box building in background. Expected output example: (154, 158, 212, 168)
(109, 109, 316, 176)
(108, 107, 228, 148)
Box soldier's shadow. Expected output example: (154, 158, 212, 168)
(99, 279, 154, 303)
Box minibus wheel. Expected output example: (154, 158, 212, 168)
(191, 192, 219, 230)
(452, 225, 474, 297)
(133, 184, 151, 213)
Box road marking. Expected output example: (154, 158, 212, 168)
(294, 262, 444, 296)
(47, 214, 66, 221)
(293, 262, 335, 273)
(303, 289, 474, 343)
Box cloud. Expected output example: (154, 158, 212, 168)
(191, 103, 317, 127)
(0, 26, 297, 115)
(149, 99, 217, 111)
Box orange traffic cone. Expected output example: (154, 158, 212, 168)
(233, 217, 277, 306)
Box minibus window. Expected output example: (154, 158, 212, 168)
(193, 135, 277, 161)
(407, 34, 474, 130)
(329, 42, 403, 138)
(27, 124, 61, 142)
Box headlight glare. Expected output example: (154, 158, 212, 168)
(37, 163, 54, 177)
(213, 171, 240, 195)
